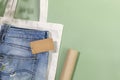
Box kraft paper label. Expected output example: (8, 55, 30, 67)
(30, 38, 54, 54)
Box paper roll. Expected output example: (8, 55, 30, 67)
(60, 49, 79, 80)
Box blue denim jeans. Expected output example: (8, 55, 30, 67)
(0, 24, 49, 80)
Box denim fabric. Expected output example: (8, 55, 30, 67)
(0, 24, 49, 80)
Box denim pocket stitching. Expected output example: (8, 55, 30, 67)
(0, 53, 37, 60)
(6, 35, 45, 40)
(3, 42, 31, 51)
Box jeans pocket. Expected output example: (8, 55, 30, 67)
(0, 54, 36, 80)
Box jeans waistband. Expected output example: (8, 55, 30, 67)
(1, 24, 48, 41)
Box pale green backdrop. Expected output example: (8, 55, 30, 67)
(0, 0, 120, 80)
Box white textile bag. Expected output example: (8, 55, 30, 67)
(0, 0, 63, 80)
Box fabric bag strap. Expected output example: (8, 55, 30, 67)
(4, 0, 48, 22)
(39, 0, 48, 22)
(3, 0, 14, 18)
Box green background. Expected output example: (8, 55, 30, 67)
(1, 0, 120, 80)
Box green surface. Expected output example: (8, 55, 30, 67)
(15, 0, 39, 21)
(1, 0, 120, 80)
(49, 0, 120, 80)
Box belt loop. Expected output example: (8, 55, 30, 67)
(0, 24, 10, 43)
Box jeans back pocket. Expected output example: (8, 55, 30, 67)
(0, 53, 36, 80)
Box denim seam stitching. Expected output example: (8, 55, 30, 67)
(3, 42, 31, 51)
(6, 36, 45, 40)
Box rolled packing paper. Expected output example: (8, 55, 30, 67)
(60, 49, 79, 80)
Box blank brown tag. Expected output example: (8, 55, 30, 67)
(30, 38, 54, 54)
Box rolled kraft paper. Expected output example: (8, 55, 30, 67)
(60, 49, 79, 80)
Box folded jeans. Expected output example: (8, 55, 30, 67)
(0, 24, 49, 80)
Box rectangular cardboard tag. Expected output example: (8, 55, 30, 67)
(30, 38, 54, 54)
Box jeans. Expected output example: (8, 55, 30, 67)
(0, 24, 49, 80)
